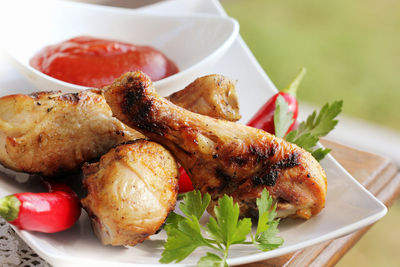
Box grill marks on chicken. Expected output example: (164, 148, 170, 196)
(0, 74, 240, 177)
(81, 140, 178, 246)
(104, 71, 327, 219)
(0, 89, 141, 177)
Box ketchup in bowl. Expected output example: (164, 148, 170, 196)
(30, 36, 179, 88)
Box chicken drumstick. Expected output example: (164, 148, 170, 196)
(104, 71, 327, 219)
(81, 140, 178, 246)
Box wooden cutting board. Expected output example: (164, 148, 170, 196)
(239, 139, 400, 267)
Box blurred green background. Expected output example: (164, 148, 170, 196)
(222, 0, 400, 131)
(221, 0, 400, 266)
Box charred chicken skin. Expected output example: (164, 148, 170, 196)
(104, 71, 327, 219)
(81, 140, 179, 246)
(0, 74, 239, 177)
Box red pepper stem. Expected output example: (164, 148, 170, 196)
(281, 67, 307, 97)
(0, 195, 20, 222)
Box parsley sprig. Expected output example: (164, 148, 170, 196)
(160, 190, 283, 266)
(274, 95, 294, 139)
(274, 99, 343, 161)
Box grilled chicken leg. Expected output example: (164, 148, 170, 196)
(0, 74, 239, 177)
(0, 89, 141, 177)
(104, 71, 327, 219)
(81, 140, 178, 246)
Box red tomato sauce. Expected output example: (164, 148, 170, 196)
(30, 36, 179, 88)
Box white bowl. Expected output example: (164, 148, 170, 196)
(1, 0, 238, 96)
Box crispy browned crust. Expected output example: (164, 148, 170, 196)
(104, 71, 327, 219)
(81, 139, 179, 246)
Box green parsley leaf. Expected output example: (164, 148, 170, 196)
(253, 189, 284, 251)
(286, 101, 343, 145)
(255, 189, 275, 235)
(198, 253, 227, 267)
(206, 217, 224, 244)
(274, 95, 294, 138)
(207, 195, 252, 246)
(180, 190, 211, 220)
(160, 215, 210, 263)
(165, 211, 185, 226)
(311, 147, 332, 161)
(254, 220, 283, 251)
(285, 132, 318, 151)
(285, 100, 343, 161)
(231, 218, 252, 245)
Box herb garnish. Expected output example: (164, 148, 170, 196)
(160, 189, 283, 266)
(274, 99, 343, 161)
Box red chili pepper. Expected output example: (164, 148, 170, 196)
(247, 68, 306, 135)
(178, 167, 194, 193)
(0, 181, 81, 233)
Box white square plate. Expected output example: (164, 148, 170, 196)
(0, 0, 387, 266)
